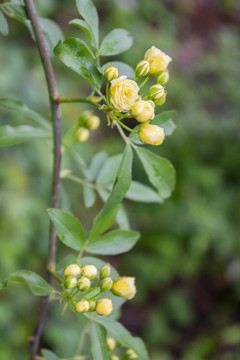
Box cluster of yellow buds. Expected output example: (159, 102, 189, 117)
(62, 263, 136, 317)
(75, 111, 101, 143)
(107, 336, 137, 360)
(105, 46, 172, 146)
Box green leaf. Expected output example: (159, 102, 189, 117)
(0, 270, 53, 296)
(83, 185, 96, 208)
(54, 37, 102, 90)
(41, 349, 60, 360)
(69, 18, 92, 41)
(136, 147, 175, 200)
(89, 321, 108, 360)
(0, 125, 51, 147)
(89, 151, 108, 181)
(0, 10, 9, 36)
(39, 17, 64, 57)
(97, 189, 130, 230)
(87, 230, 139, 255)
(75, 0, 99, 48)
(99, 29, 133, 56)
(96, 154, 121, 185)
(102, 61, 135, 79)
(151, 110, 176, 136)
(4, 3, 34, 38)
(88, 317, 149, 360)
(126, 181, 163, 203)
(116, 204, 130, 230)
(0, 98, 50, 129)
(65, 145, 92, 181)
(89, 145, 133, 239)
(48, 209, 85, 251)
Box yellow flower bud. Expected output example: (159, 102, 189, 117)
(96, 298, 113, 316)
(139, 124, 165, 146)
(131, 100, 155, 123)
(76, 127, 90, 143)
(104, 66, 119, 82)
(156, 69, 169, 85)
(64, 276, 77, 289)
(144, 46, 172, 75)
(125, 349, 138, 359)
(107, 337, 116, 351)
(77, 276, 91, 291)
(81, 265, 98, 279)
(112, 277, 136, 300)
(87, 115, 100, 130)
(64, 264, 81, 277)
(148, 84, 165, 101)
(100, 263, 111, 279)
(75, 299, 89, 313)
(110, 356, 120, 360)
(135, 60, 150, 77)
(88, 299, 96, 312)
(110, 76, 139, 112)
(100, 277, 113, 292)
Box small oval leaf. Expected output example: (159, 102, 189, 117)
(48, 209, 85, 251)
(126, 181, 163, 203)
(41, 349, 60, 360)
(0, 10, 9, 36)
(0, 270, 53, 296)
(87, 230, 140, 255)
(136, 147, 176, 200)
(0, 125, 51, 147)
(89, 321, 108, 360)
(100, 29, 133, 56)
(54, 38, 102, 90)
(69, 18, 92, 40)
(89, 145, 133, 239)
(76, 0, 99, 48)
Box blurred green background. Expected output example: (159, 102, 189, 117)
(1, 0, 240, 359)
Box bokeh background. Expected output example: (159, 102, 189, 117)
(1, 0, 240, 359)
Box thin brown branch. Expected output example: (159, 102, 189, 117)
(23, 0, 62, 358)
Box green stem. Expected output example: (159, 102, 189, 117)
(58, 97, 101, 109)
(97, 90, 106, 102)
(115, 118, 138, 134)
(114, 121, 130, 145)
(77, 240, 90, 263)
(105, 82, 110, 107)
(139, 76, 150, 89)
(115, 121, 137, 149)
(64, 174, 107, 191)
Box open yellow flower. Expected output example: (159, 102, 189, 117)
(139, 124, 165, 146)
(131, 100, 155, 123)
(144, 46, 172, 75)
(112, 277, 136, 299)
(110, 76, 139, 112)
